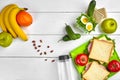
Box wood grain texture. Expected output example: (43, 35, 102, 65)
(0, 35, 119, 57)
(0, 58, 58, 80)
(0, 0, 120, 80)
(0, 0, 120, 12)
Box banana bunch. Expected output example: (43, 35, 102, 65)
(0, 4, 28, 41)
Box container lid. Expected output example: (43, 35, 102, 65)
(59, 55, 69, 60)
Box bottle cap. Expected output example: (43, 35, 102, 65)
(59, 55, 69, 61)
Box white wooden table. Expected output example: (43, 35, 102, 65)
(0, 0, 120, 80)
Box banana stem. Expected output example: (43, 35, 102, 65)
(24, 8, 28, 10)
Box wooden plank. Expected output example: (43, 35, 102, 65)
(110, 72, 120, 80)
(0, 58, 58, 80)
(0, 57, 119, 80)
(0, 58, 119, 80)
(22, 13, 120, 35)
(0, 0, 120, 79)
(0, 12, 120, 35)
(0, 0, 89, 12)
(0, 35, 120, 57)
(0, 0, 120, 12)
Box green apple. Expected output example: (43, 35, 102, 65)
(101, 18, 117, 33)
(0, 32, 13, 47)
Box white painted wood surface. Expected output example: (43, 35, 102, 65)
(0, 0, 120, 80)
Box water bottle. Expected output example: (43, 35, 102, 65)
(57, 55, 81, 80)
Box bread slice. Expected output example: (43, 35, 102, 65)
(93, 10, 104, 23)
(97, 8, 107, 18)
(93, 8, 107, 23)
(89, 39, 114, 63)
(83, 61, 110, 80)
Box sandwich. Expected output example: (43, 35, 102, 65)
(88, 38, 114, 63)
(83, 61, 110, 80)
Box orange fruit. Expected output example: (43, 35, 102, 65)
(16, 10, 33, 27)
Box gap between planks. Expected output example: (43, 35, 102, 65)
(0, 56, 58, 58)
(28, 11, 120, 13)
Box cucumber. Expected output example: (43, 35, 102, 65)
(64, 24, 81, 41)
(87, 0, 96, 17)
(65, 24, 76, 40)
(62, 35, 71, 41)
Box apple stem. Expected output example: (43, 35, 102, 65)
(111, 23, 114, 26)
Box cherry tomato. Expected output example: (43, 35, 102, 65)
(108, 60, 120, 72)
(75, 53, 88, 66)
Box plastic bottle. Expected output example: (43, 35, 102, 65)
(57, 55, 81, 80)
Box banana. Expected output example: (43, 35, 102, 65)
(8, 7, 28, 41)
(0, 4, 13, 32)
(0, 12, 1, 27)
(3, 4, 18, 38)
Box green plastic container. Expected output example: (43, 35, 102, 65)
(70, 34, 120, 79)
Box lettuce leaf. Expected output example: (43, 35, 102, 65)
(76, 13, 97, 33)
